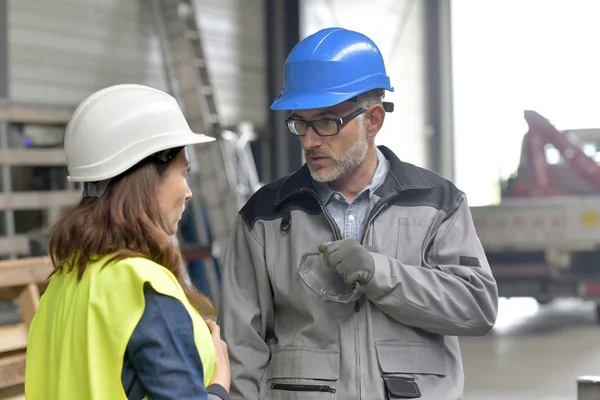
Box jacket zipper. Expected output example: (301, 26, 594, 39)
(352, 194, 395, 313)
(302, 189, 395, 313)
(305, 189, 395, 400)
(355, 306, 361, 398)
(302, 189, 395, 243)
(302, 188, 342, 240)
(353, 195, 394, 398)
(359, 194, 396, 244)
(271, 383, 336, 393)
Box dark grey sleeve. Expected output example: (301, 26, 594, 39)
(121, 283, 229, 400)
(218, 216, 273, 399)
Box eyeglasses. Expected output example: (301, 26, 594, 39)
(298, 252, 363, 303)
(285, 108, 366, 137)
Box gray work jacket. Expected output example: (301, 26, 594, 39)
(217, 145, 498, 400)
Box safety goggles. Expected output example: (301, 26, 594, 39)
(298, 252, 362, 303)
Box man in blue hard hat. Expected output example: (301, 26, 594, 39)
(218, 27, 498, 400)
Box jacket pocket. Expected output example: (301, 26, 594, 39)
(375, 342, 447, 399)
(270, 384, 336, 393)
(265, 347, 339, 399)
(375, 342, 447, 376)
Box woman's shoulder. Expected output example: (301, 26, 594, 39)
(112, 256, 164, 271)
(107, 256, 174, 278)
(109, 256, 184, 297)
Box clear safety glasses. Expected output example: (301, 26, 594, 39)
(298, 252, 362, 304)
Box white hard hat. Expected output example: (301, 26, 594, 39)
(64, 84, 215, 182)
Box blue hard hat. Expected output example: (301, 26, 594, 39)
(270, 27, 394, 111)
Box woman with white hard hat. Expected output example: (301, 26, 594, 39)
(24, 84, 231, 400)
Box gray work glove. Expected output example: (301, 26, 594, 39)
(318, 239, 375, 285)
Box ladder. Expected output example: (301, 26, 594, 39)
(149, 0, 246, 302)
(221, 121, 264, 202)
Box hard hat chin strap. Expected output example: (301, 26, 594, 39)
(82, 179, 111, 198)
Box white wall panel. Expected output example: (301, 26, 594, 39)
(194, 0, 267, 128)
(7, 0, 267, 128)
(8, 0, 168, 104)
(300, 0, 428, 168)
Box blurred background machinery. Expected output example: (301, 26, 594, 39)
(472, 111, 600, 318)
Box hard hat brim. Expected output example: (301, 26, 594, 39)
(270, 90, 364, 111)
(270, 84, 394, 112)
(67, 130, 215, 182)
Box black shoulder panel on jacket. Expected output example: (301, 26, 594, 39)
(239, 176, 322, 231)
(388, 164, 464, 214)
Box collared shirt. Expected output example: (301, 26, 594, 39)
(313, 148, 390, 241)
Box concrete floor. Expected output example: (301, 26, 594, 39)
(461, 297, 600, 400)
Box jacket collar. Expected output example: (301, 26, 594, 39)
(274, 145, 434, 206)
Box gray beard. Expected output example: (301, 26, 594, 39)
(308, 118, 369, 183)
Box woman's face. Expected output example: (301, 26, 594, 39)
(157, 149, 193, 235)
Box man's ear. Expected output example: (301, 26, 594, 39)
(365, 105, 385, 138)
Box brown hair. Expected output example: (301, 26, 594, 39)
(48, 154, 215, 317)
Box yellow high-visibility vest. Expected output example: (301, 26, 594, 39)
(25, 256, 216, 400)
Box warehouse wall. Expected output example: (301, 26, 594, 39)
(194, 0, 267, 129)
(300, 0, 428, 168)
(7, 1, 168, 104)
(7, 0, 267, 129)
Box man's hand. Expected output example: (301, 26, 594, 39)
(318, 239, 375, 285)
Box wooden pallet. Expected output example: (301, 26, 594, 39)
(0, 257, 52, 398)
(0, 385, 25, 400)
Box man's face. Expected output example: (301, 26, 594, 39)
(293, 102, 369, 183)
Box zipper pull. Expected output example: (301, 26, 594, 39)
(280, 212, 291, 233)
(354, 295, 365, 312)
